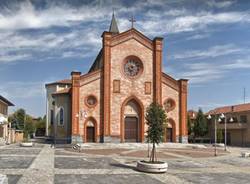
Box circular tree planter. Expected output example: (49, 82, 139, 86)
(20, 142, 33, 147)
(136, 160, 168, 173)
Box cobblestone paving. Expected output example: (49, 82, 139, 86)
(0, 144, 250, 184)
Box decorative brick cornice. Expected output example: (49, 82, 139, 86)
(110, 28, 153, 50)
(162, 72, 179, 91)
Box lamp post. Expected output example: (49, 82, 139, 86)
(219, 113, 233, 151)
(207, 114, 217, 156)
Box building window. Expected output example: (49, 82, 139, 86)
(163, 98, 176, 112)
(59, 108, 64, 126)
(85, 95, 97, 108)
(240, 115, 247, 123)
(50, 110, 54, 125)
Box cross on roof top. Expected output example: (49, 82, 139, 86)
(129, 15, 136, 28)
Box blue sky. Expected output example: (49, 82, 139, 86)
(0, 0, 250, 117)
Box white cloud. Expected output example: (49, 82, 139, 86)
(0, 28, 102, 63)
(0, 81, 45, 99)
(186, 33, 210, 40)
(172, 44, 243, 60)
(139, 11, 250, 35)
(206, 0, 236, 8)
(0, 1, 109, 30)
(223, 57, 250, 69)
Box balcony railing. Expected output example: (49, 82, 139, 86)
(217, 122, 247, 129)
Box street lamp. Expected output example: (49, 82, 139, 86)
(207, 114, 217, 156)
(220, 113, 232, 151)
(220, 113, 226, 152)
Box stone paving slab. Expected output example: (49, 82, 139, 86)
(54, 174, 164, 184)
(175, 172, 250, 184)
(55, 157, 121, 169)
(0, 148, 41, 155)
(216, 156, 250, 167)
(167, 160, 207, 169)
(7, 175, 22, 184)
(0, 156, 35, 169)
(55, 149, 82, 156)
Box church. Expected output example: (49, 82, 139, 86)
(45, 14, 188, 144)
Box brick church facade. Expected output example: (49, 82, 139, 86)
(45, 14, 188, 143)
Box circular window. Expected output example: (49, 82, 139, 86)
(85, 95, 97, 108)
(164, 98, 176, 112)
(123, 56, 143, 78)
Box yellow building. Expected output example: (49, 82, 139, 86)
(207, 103, 250, 146)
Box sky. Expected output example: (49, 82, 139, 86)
(0, 0, 250, 117)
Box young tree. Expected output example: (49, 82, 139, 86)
(193, 108, 208, 139)
(23, 115, 35, 139)
(9, 108, 26, 130)
(146, 103, 167, 163)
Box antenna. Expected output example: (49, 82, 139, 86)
(243, 87, 246, 104)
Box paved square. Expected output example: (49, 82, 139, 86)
(55, 157, 121, 169)
(1, 143, 250, 184)
(0, 148, 41, 155)
(0, 156, 35, 169)
(54, 174, 164, 184)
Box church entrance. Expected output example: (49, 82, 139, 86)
(166, 128, 173, 142)
(124, 117, 138, 142)
(86, 127, 95, 142)
(165, 118, 176, 143)
(85, 118, 96, 143)
(122, 98, 144, 143)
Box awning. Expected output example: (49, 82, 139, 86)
(0, 116, 8, 124)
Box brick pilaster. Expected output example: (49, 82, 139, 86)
(102, 32, 112, 136)
(179, 79, 188, 141)
(71, 71, 81, 136)
(153, 37, 163, 105)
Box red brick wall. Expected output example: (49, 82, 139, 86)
(110, 38, 153, 140)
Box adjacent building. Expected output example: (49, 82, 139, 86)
(0, 95, 14, 144)
(207, 103, 250, 146)
(45, 14, 188, 144)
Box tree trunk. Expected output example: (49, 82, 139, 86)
(150, 142, 156, 163)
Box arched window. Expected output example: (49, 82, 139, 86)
(59, 108, 64, 126)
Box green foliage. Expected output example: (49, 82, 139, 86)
(9, 108, 26, 130)
(35, 115, 46, 129)
(23, 115, 35, 139)
(217, 129, 223, 143)
(9, 109, 39, 139)
(146, 102, 167, 162)
(193, 108, 208, 138)
(146, 103, 167, 144)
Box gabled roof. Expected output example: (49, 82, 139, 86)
(45, 79, 71, 86)
(88, 49, 103, 73)
(109, 12, 119, 34)
(110, 28, 154, 50)
(207, 103, 250, 114)
(52, 88, 71, 96)
(0, 95, 14, 106)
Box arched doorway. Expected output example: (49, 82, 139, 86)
(84, 118, 97, 143)
(121, 96, 144, 142)
(165, 118, 176, 142)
